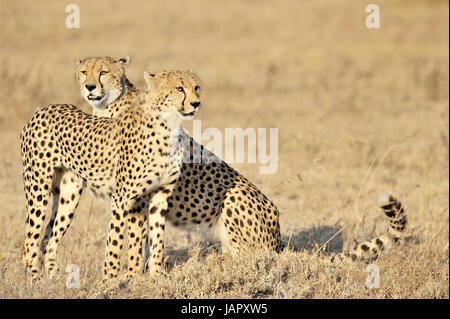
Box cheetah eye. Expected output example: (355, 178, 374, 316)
(100, 71, 109, 76)
(81, 71, 87, 75)
(176, 87, 184, 92)
(195, 85, 200, 92)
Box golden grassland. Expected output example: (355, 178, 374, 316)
(0, 0, 448, 298)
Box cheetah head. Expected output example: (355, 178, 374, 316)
(143, 70, 202, 121)
(75, 56, 131, 110)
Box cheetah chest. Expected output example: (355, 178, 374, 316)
(145, 130, 184, 187)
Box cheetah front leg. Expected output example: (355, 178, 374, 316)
(146, 182, 176, 277)
(103, 193, 127, 280)
(125, 196, 149, 278)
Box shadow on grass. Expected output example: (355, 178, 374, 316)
(161, 225, 346, 272)
(281, 225, 344, 254)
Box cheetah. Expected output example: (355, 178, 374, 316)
(36, 56, 407, 279)
(20, 70, 202, 279)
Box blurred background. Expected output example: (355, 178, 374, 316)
(0, 0, 448, 298)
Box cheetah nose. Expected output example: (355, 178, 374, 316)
(85, 84, 96, 92)
(190, 101, 201, 109)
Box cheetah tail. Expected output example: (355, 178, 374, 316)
(328, 192, 407, 264)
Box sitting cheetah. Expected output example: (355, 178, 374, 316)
(36, 56, 408, 279)
(73, 57, 406, 265)
(20, 70, 202, 279)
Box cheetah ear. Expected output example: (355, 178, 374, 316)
(189, 68, 197, 77)
(144, 71, 158, 91)
(74, 59, 83, 81)
(118, 56, 131, 68)
(189, 69, 200, 82)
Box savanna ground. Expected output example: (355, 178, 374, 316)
(0, 0, 448, 298)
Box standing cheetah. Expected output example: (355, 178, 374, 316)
(40, 56, 284, 277)
(36, 56, 408, 279)
(21, 70, 202, 279)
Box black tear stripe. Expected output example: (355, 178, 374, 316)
(96, 59, 104, 89)
(181, 91, 186, 107)
(179, 79, 187, 106)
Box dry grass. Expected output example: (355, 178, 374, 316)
(0, 0, 448, 298)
